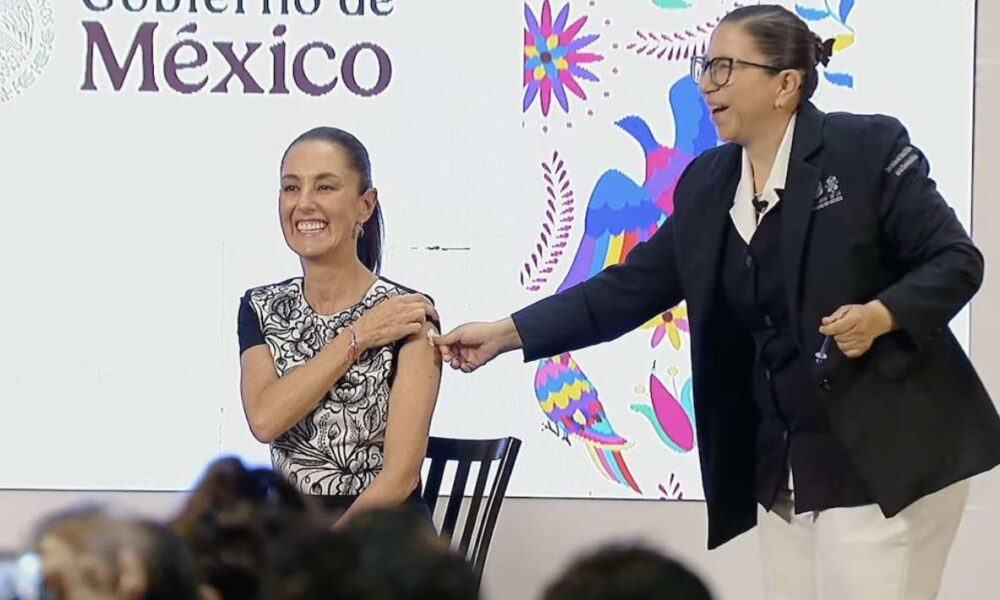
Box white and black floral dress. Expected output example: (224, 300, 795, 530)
(238, 276, 435, 510)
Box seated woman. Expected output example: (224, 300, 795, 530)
(237, 127, 441, 525)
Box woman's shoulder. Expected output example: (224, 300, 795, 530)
(241, 277, 302, 306)
(673, 143, 740, 203)
(687, 141, 739, 172)
(244, 277, 301, 294)
(822, 110, 908, 145)
(371, 276, 435, 304)
(818, 110, 921, 174)
(369, 276, 441, 330)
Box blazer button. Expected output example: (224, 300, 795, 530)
(744, 254, 753, 268)
(764, 315, 773, 328)
(819, 378, 832, 392)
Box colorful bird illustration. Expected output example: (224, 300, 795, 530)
(631, 373, 696, 453)
(536, 353, 641, 493)
(555, 75, 717, 330)
(532, 75, 717, 491)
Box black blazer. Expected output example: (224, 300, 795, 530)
(512, 102, 1000, 549)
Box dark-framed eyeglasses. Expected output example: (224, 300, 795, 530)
(691, 55, 786, 87)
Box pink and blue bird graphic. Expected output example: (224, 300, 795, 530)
(533, 75, 718, 492)
(535, 353, 641, 493)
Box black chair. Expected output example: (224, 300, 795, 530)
(421, 436, 522, 583)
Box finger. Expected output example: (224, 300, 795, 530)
(399, 307, 424, 326)
(820, 318, 855, 336)
(821, 305, 852, 325)
(843, 341, 871, 358)
(838, 338, 869, 357)
(835, 339, 856, 354)
(401, 293, 435, 310)
(434, 329, 462, 347)
(836, 337, 869, 354)
(409, 293, 434, 306)
(833, 332, 860, 345)
(401, 296, 439, 324)
(422, 302, 440, 323)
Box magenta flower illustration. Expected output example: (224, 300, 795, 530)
(523, 1, 604, 116)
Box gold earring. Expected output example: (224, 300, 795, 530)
(355, 223, 365, 239)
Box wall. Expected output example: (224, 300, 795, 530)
(2, 2, 997, 598)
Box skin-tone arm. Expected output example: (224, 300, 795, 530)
(240, 294, 438, 443)
(334, 321, 442, 525)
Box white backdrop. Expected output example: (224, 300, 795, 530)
(0, 0, 974, 499)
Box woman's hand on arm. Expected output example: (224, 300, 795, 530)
(240, 293, 439, 443)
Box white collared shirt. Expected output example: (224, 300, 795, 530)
(730, 113, 798, 243)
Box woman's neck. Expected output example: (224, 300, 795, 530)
(301, 255, 375, 315)
(744, 111, 794, 195)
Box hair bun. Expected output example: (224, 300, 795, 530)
(816, 36, 835, 67)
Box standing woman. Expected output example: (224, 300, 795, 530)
(435, 5, 1000, 599)
(238, 127, 441, 525)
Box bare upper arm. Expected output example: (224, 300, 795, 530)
(391, 321, 443, 411)
(240, 345, 278, 414)
(383, 322, 442, 472)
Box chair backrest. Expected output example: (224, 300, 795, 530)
(422, 436, 521, 582)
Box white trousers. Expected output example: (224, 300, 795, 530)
(758, 479, 970, 600)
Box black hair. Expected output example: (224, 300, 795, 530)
(170, 457, 321, 600)
(261, 524, 362, 600)
(282, 127, 384, 273)
(132, 519, 204, 600)
(342, 507, 480, 600)
(543, 544, 714, 600)
(720, 4, 835, 100)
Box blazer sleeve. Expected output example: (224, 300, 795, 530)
(511, 213, 685, 362)
(871, 116, 984, 346)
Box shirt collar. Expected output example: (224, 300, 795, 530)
(730, 112, 797, 243)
